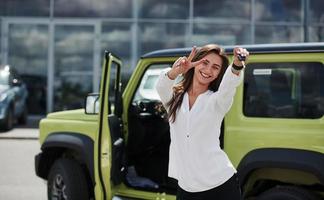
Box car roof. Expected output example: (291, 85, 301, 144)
(141, 42, 324, 58)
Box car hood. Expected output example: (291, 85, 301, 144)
(47, 109, 98, 122)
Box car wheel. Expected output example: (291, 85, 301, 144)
(1, 108, 14, 130)
(18, 107, 27, 125)
(257, 186, 320, 200)
(48, 158, 90, 200)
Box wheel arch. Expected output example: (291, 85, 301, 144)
(237, 148, 324, 188)
(35, 132, 94, 186)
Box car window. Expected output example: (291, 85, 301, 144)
(133, 64, 171, 102)
(243, 62, 324, 119)
(143, 75, 159, 90)
(0, 70, 9, 85)
(108, 62, 119, 114)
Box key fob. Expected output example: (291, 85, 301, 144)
(238, 54, 246, 61)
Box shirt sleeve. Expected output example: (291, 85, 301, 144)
(210, 65, 243, 114)
(155, 68, 176, 108)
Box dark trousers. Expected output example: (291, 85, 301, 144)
(176, 174, 242, 200)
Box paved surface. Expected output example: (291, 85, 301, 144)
(0, 115, 43, 140)
(0, 116, 46, 200)
(0, 138, 46, 200)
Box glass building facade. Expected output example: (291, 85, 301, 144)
(0, 0, 323, 114)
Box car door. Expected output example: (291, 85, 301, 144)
(97, 51, 125, 200)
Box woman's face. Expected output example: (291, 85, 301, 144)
(193, 52, 223, 86)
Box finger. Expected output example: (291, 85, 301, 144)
(191, 58, 205, 67)
(233, 47, 239, 55)
(237, 48, 243, 56)
(174, 57, 182, 65)
(241, 49, 249, 57)
(244, 49, 249, 56)
(172, 57, 182, 68)
(188, 46, 197, 62)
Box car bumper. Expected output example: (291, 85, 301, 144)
(35, 152, 46, 179)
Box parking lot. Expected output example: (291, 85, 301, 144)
(0, 116, 46, 200)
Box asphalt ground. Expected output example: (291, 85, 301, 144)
(0, 116, 46, 200)
(0, 115, 43, 140)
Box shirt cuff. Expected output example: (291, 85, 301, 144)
(225, 64, 243, 88)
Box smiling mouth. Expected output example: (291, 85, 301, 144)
(200, 71, 211, 79)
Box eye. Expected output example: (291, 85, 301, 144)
(212, 65, 220, 70)
(203, 61, 208, 66)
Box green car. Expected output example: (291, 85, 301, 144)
(35, 43, 324, 200)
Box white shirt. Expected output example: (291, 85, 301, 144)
(156, 66, 243, 192)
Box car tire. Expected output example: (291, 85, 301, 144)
(1, 108, 14, 131)
(257, 186, 320, 200)
(18, 107, 27, 125)
(48, 158, 90, 200)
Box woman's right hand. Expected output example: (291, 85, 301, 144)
(167, 46, 205, 80)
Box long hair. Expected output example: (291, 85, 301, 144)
(166, 44, 229, 123)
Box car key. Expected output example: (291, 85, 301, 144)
(238, 54, 246, 68)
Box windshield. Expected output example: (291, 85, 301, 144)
(0, 70, 9, 85)
(143, 75, 159, 90)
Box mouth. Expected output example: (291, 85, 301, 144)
(199, 71, 212, 79)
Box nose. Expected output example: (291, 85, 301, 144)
(205, 64, 213, 73)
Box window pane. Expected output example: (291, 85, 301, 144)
(54, 25, 94, 111)
(308, 26, 324, 42)
(255, 26, 302, 43)
(101, 23, 131, 68)
(243, 62, 324, 119)
(0, 19, 2, 64)
(101, 22, 132, 90)
(139, 0, 189, 19)
(254, 0, 301, 22)
(193, 23, 251, 46)
(54, 0, 132, 18)
(0, 0, 49, 17)
(133, 64, 169, 101)
(138, 23, 187, 56)
(194, 0, 251, 20)
(309, 0, 324, 23)
(108, 62, 119, 114)
(8, 24, 48, 114)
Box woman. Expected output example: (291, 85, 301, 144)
(156, 44, 249, 200)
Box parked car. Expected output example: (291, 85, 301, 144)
(0, 65, 28, 130)
(35, 43, 324, 200)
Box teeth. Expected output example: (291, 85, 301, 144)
(200, 71, 211, 78)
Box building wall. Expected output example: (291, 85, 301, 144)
(0, 0, 323, 113)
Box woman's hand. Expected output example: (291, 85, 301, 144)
(167, 46, 205, 80)
(233, 47, 249, 67)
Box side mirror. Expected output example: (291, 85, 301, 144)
(85, 93, 99, 114)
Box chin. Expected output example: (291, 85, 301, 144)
(197, 78, 213, 85)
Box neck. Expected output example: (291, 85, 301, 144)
(189, 79, 209, 96)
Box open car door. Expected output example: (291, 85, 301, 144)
(97, 51, 124, 200)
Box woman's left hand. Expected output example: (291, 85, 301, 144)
(233, 47, 249, 67)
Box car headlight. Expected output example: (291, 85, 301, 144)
(0, 93, 8, 102)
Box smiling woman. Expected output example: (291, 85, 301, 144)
(156, 44, 249, 200)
